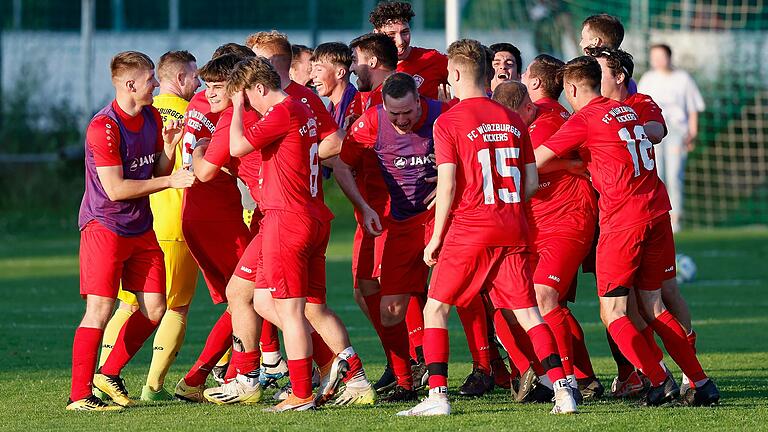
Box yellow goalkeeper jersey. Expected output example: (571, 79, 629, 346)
(150, 93, 188, 241)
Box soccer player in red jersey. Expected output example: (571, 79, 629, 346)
(68, 51, 195, 411)
(369, 1, 448, 100)
(592, 46, 706, 399)
(535, 56, 720, 407)
(334, 72, 445, 402)
(489, 43, 522, 91)
(493, 79, 599, 403)
(398, 39, 578, 417)
(290, 44, 314, 87)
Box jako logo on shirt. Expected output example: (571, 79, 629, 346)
(413, 74, 424, 88)
(393, 154, 435, 169)
(548, 274, 561, 283)
(128, 152, 160, 172)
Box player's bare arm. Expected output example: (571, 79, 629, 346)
(537, 157, 587, 176)
(318, 129, 344, 159)
(524, 162, 538, 201)
(534, 145, 558, 169)
(96, 164, 194, 201)
(423, 163, 456, 267)
(190, 138, 224, 182)
(153, 119, 184, 176)
(228, 91, 256, 157)
(331, 157, 382, 236)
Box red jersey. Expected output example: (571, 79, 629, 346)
(204, 107, 262, 201)
(397, 47, 448, 100)
(624, 92, 667, 133)
(434, 97, 534, 247)
(244, 96, 333, 222)
(543, 96, 671, 234)
(285, 80, 339, 140)
(359, 84, 384, 112)
(181, 92, 241, 222)
(528, 98, 596, 237)
(350, 83, 390, 213)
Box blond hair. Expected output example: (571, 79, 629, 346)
(110, 51, 154, 79)
(446, 39, 486, 87)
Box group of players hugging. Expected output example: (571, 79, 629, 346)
(67, 1, 720, 415)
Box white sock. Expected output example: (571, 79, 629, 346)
(694, 378, 710, 388)
(553, 378, 569, 391)
(338, 346, 356, 361)
(429, 386, 448, 398)
(262, 350, 282, 365)
(567, 374, 578, 389)
(660, 361, 670, 373)
(236, 373, 259, 388)
(538, 374, 554, 390)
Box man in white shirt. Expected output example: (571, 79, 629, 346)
(639, 43, 705, 232)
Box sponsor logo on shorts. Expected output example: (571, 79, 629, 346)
(268, 287, 276, 292)
(548, 274, 561, 283)
(239, 266, 253, 274)
(665, 266, 675, 272)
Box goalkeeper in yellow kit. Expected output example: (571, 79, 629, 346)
(97, 50, 202, 401)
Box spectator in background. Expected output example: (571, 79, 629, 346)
(290, 44, 313, 86)
(639, 44, 705, 232)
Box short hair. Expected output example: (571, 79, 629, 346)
(586, 46, 634, 88)
(157, 50, 196, 82)
(560, 56, 602, 91)
(483, 45, 495, 85)
(447, 39, 486, 87)
(199, 54, 242, 83)
(349, 33, 398, 71)
(311, 42, 353, 70)
(650, 43, 672, 58)
(110, 51, 154, 79)
(212, 43, 254, 60)
(245, 31, 293, 60)
(529, 54, 566, 99)
(227, 56, 282, 94)
(382, 72, 418, 100)
(291, 44, 313, 63)
(492, 80, 529, 111)
(582, 14, 625, 48)
(369, 1, 415, 29)
(489, 43, 522, 75)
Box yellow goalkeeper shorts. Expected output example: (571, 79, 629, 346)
(117, 240, 199, 309)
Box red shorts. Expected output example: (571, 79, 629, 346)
(351, 224, 387, 287)
(379, 210, 434, 296)
(233, 214, 265, 284)
(244, 211, 330, 304)
(596, 213, 676, 297)
(182, 219, 253, 304)
(428, 231, 536, 310)
(531, 234, 593, 302)
(79, 220, 165, 298)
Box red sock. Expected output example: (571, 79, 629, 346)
(457, 297, 491, 372)
(224, 356, 237, 380)
(564, 308, 595, 379)
(380, 320, 413, 389)
(542, 307, 574, 376)
(363, 292, 384, 333)
(342, 352, 365, 384)
(641, 326, 664, 363)
(607, 316, 667, 386)
(424, 327, 449, 388)
(526, 323, 566, 383)
(260, 320, 281, 353)
(311, 331, 335, 368)
(100, 312, 158, 376)
(70, 327, 103, 401)
(650, 310, 707, 383)
(405, 295, 425, 360)
(507, 318, 545, 376)
(229, 349, 260, 375)
(687, 330, 697, 353)
(606, 329, 635, 381)
(493, 310, 532, 374)
(288, 357, 313, 399)
(184, 311, 233, 387)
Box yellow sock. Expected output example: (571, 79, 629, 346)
(145, 309, 187, 391)
(98, 308, 134, 368)
(216, 347, 232, 367)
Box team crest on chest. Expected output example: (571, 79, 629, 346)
(413, 74, 424, 88)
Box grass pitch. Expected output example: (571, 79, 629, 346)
(1, 225, 767, 431)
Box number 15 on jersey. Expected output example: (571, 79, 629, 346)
(478, 147, 522, 205)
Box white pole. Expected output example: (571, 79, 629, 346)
(445, 0, 460, 49)
(81, 0, 94, 129)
